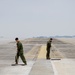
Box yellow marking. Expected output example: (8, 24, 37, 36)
(38, 45, 46, 59)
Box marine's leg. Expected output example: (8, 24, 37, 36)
(15, 53, 19, 64)
(46, 50, 48, 59)
(46, 49, 50, 59)
(20, 53, 27, 65)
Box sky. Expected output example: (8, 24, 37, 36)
(0, 0, 75, 38)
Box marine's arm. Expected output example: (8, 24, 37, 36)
(17, 42, 21, 51)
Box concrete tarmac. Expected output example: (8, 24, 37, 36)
(0, 38, 75, 75)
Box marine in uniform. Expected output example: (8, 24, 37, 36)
(15, 38, 27, 65)
(46, 38, 52, 59)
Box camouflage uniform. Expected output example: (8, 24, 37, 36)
(46, 40, 52, 59)
(15, 41, 27, 64)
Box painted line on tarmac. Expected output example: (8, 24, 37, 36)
(51, 61, 58, 75)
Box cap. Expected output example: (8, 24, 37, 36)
(15, 37, 19, 40)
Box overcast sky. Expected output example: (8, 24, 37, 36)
(0, 0, 75, 38)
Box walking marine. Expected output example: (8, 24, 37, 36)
(46, 38, 52, 59)
(15, 38, 27, 65)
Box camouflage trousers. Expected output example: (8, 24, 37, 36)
(46, 49, 50, 59)
(15, 52, 27, 64)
